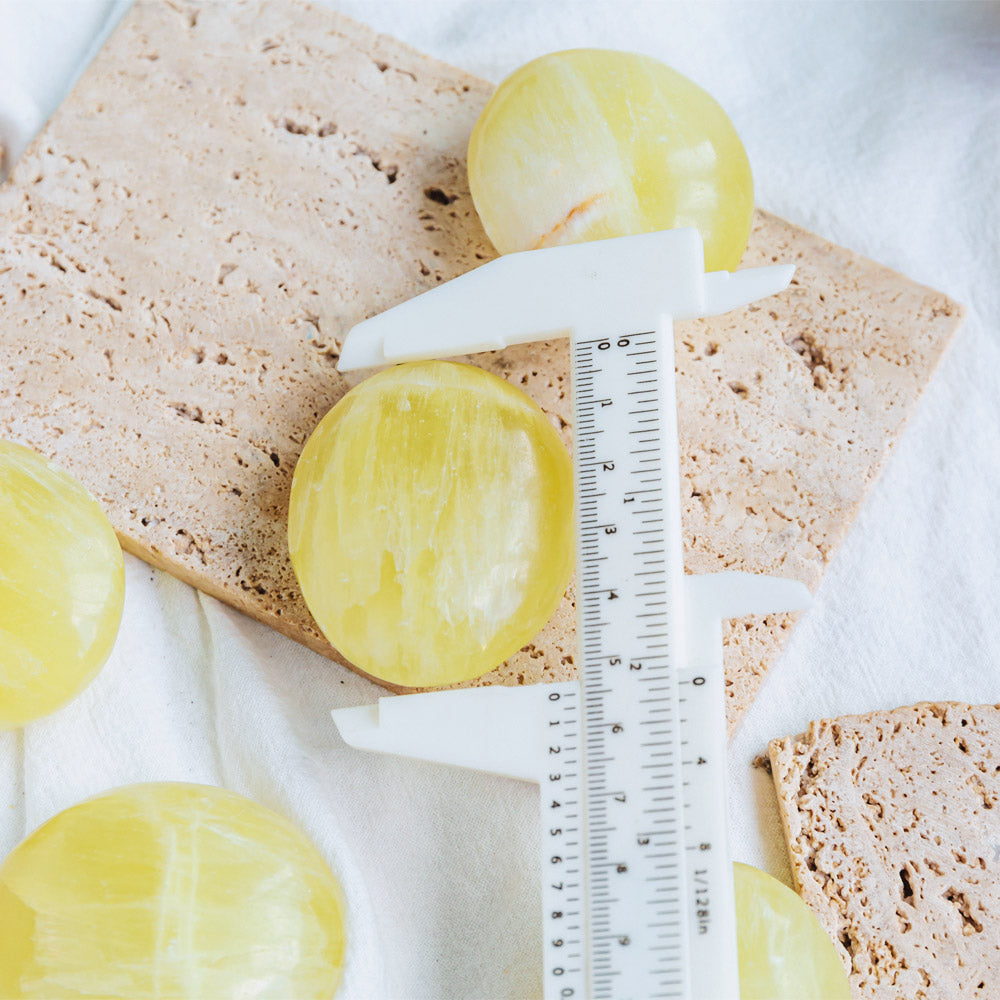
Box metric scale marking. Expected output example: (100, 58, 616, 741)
(331, 229, 811, 999)
(569, 327, 689, 999)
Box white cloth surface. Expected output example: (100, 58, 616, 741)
(1, 1, 999, 997)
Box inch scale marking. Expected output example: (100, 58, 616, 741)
(331, 229, 811, 999)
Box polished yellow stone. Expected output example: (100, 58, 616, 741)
(735, 862, 851, 999)
(289, 361, 574, 687)
(468, 48, 754, 272)
(0, 440, 124, 727)
(0, 783, 347, 999)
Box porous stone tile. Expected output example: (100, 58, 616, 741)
(770, 702, 1000, 997)
(0, 0, 961, 730)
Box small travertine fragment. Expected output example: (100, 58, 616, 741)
(769, 702, 1000, 998)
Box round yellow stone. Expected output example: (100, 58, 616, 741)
(735, 862, 851, 999)
(288, 361, 574, 688)
(0, 440, 124, 727)
(468, 48, 754, 272)
(0, 783, 347, 999)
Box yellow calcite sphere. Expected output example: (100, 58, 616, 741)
(0, 783, 347, 999)
(0, 440, 124, 727)
(468, 48, 754, 272)
(289, 361, 574, 688)
(735, 862, 851, 999)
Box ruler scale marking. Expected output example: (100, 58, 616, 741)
(566, 319, 693, 1000)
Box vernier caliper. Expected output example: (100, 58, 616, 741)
(333, 228, 809, 999)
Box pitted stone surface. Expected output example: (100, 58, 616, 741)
(0, 0, 961, 730)
(770, 702, 1000, 997)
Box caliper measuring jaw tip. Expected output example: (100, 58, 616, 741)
(336, 228, 795, 372)
(329, 570, 812, 785)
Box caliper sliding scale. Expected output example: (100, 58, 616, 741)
(332, 229, 810, 1000)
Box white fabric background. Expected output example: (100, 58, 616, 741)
(1, 2, 998, 998)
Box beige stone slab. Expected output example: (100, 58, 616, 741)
(0, 0, 962, 731)
(769, 702, 1000, 998)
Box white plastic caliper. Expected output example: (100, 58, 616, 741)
(332, 229, 809, 1000)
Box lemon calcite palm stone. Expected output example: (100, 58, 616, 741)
(0, 783, 347, 999)
(468, 48, 754, 271)
(288, 361, 574, 688)
(0, 440, 124, 727)
(734, 863, 851, 1000)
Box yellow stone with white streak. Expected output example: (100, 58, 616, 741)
(0, 782, 347, 999)
(735, 862, 851, 999)
(0, 440, 124, 727)
(468, 48, 754, 272)
(289, 361, 574, 687)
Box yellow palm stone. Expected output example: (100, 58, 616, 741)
(735, 862, 851, 999)
(0, 782, 347, 999)
(468, 48, 754, 272)
(0, 440, 124, 727)
(288, 361, 574, 687)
